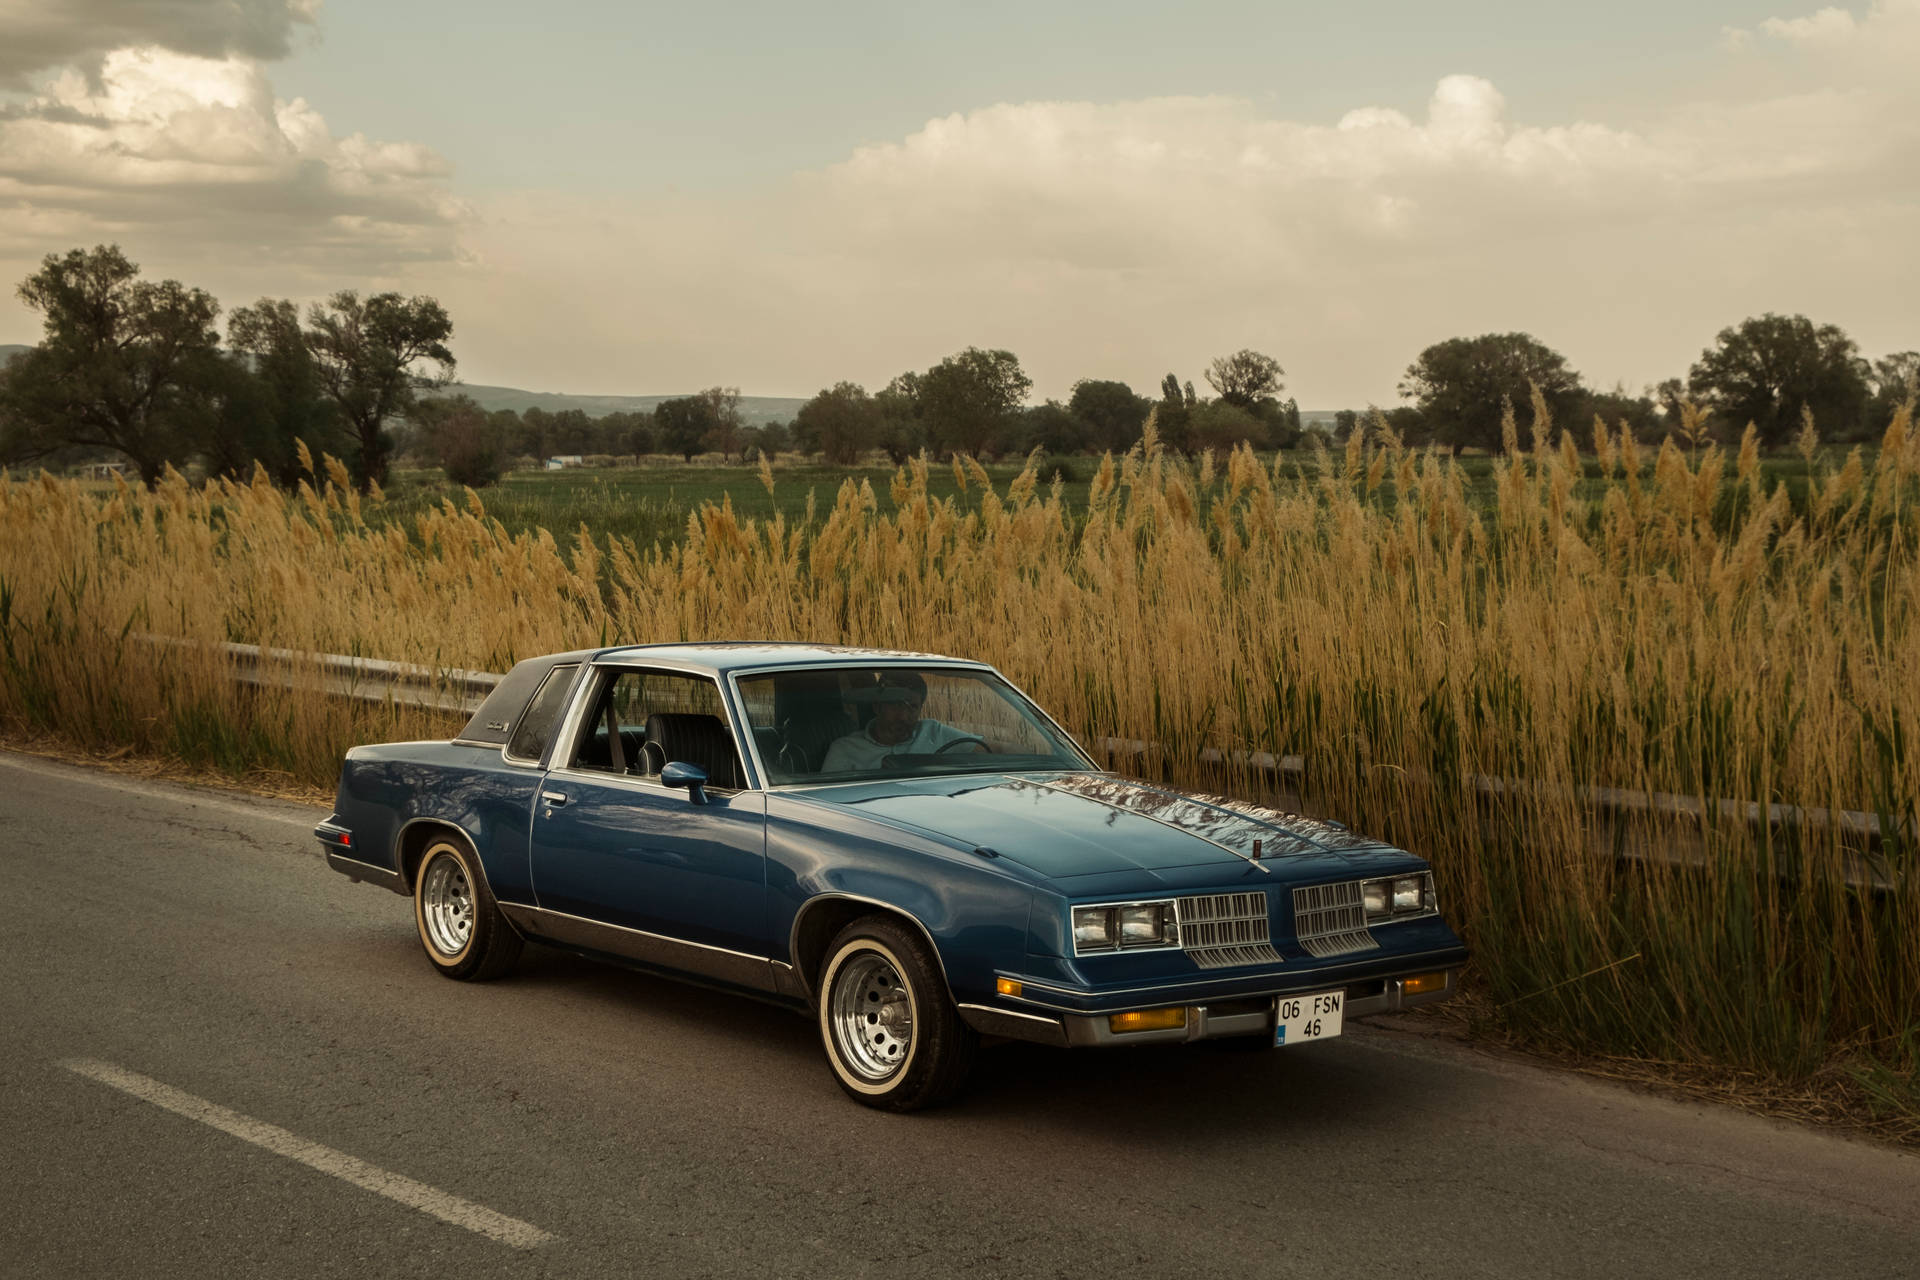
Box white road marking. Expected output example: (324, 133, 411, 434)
(62, 1059, 554, 1250)
(0, 752, 320, 830)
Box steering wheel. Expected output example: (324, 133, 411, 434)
(935, 735, 989, 754)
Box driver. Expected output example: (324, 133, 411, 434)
(820, 670, 985, 772)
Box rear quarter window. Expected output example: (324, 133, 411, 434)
(506, 664, 579, 762)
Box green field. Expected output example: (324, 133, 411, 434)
(372, 457, 1103, 548)
(370, 444, 1874, 550)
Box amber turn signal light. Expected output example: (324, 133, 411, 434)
(995, 977, 1022, 997)
(1108, 1007, 1188, 1034)
(1401, 972, 1448, 996)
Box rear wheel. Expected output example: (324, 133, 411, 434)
(817, 916, 977, 1111)
(413, 837, 522, 981)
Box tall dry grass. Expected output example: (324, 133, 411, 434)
(2, 405, 1916, 1110)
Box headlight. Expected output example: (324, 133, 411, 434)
(1119, 903, 1175, 945)
(1361, 872, 1436, 922)
(1072, 906, 1117, 952)
(1073, 900, 1178, 954)
(1392, 876, 1425, 912)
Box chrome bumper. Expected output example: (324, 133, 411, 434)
(957, 968, 1461, 1049)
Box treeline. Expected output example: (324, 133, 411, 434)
(0, 245, 451, 491)
(3, 244, 1914, 491)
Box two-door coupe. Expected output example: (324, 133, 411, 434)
(318, 644, 1468, 1110)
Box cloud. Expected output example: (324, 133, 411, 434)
(1726, 0, 1920, 56)
(435, 4, 1920, 409)
(0, 46, 463, 279)
(1760, 6, 1861, 44)
(5, 0, 1916, 409)
(0, 0, 320, 91)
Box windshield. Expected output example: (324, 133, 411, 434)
(736, 665, 1094, 785)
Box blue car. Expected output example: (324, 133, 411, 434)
(318, 644, 1467, 1110)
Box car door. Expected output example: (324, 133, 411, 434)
(529, 664, 771, 990)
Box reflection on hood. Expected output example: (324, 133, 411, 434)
(1021, 773, 1378, 860)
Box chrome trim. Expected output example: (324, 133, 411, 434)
(1359, 871, 1441, 925)
(1008, 945, 1469, 1005)
(956, 1003, 1069, 1048)
(760, 768, 1095, 795)
(1028, 776, 1271, 874)
(1293, 881, 1381, 958)
(496, 903, 777, 993)
(1068, 897, 1182, 957)
(770, 960, 807, 1001)
(325, 849, 406, 892)
(785, 893, 953, 998)
(390, 814, 475, 878)
(543, 763, 741, 799)
(1177, 890, 1285, 968)
(553, 662, 760, 791)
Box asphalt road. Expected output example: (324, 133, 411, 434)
(2, 750, 1915, 1280)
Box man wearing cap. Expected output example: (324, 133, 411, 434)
(820, 670, 985, 772)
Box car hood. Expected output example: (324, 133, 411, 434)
(802, 771, 1413, 883)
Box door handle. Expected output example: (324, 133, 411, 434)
(541, 790, 569, 807)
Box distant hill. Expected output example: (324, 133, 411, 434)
(449, 382, 806, 427)
(1, 344, 29, 366)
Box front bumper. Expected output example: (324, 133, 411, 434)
(957, 965, 1462, 1049)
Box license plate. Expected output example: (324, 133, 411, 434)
(1274, 990, 1344, 1046)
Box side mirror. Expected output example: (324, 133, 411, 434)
(660, 760, 709, 804)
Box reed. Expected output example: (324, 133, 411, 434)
(2, 402, 1915, 1113)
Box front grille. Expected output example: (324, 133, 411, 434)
(1292, 881, 1379, 958)
(1178, 891, 1283, 969)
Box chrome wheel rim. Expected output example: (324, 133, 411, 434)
(421, 854, 474, 957)
(828, 950, 913, 1082)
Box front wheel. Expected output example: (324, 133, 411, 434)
(817, 917, 977, 1111)
(413, 838, 523, 981)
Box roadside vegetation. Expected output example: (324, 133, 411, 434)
(2, 396, 1915, 1134)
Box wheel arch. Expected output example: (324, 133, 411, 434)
(790, 894, 951, 1003)
(395, 818, 503, 909)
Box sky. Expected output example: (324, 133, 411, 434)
(1, 0, 1916, 408)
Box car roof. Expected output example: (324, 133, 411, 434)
(585, 642, 996, 677)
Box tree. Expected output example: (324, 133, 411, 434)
(655, 395, 717, 461)
(794, 382, 880, 464)
(916, 347, 1031, 458)
(1204, 349, 1284, 410)
(875, 374, 925, 464)
(699, 386, 744, 461)
(1579, 384, 1660, 446)
(412, 394, 507, 487)
(1687, 314, 1870, 449)
(1067, 379, 1151, 453)
(5, 244, 223, 486)
(304, 290, 454, 490)
(1270, 396, 1303, 449)
(747, 420, 791, 460)
(1399, 332, 1583, 452)
(1016, 400, 1087, 455)
(1868, 351, 1919, 437)
(547, 408, 593, 455)
(227, 297, 342, 485)
(1154, 372, 1192, 452)
(1186, 400, 1268, 457)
